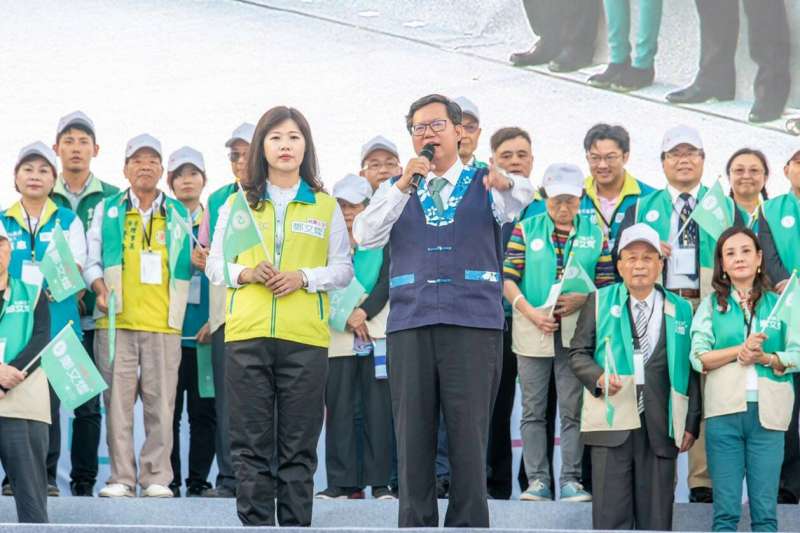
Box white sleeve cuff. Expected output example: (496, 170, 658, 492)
(226, 263, 247, 288)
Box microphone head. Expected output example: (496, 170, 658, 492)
(420, 143, 436, 161)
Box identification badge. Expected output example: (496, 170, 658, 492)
(633, 349, 645, 385)
(188, 273, 202, 305)
(671, 247, 696, 276)
(21, 260, 44, 286)
(140, 252, 163, 285)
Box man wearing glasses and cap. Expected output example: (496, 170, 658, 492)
(453, 97, 487, 170)
(360, 136, 402, 193)
(195, 122, 255, 497)
(570, 223, 700, 530)
(50, 110, 119, 497)
(84, 134, 192, 499)
(354, 93, 535, 527)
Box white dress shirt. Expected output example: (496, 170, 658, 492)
(665, 183, 702, 290)
(353, 158, 535, 248)
(630, 288, 663, 361)
(205, 182, 353, 293)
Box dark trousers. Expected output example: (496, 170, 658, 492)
(388, 325, 502, 528)
(212, 326, 236, 490)
(227, 337, 327, 527)
(522, 0, 600, 59)
(0, 417, 49, 523)
(780, 373, 800, 499)
(325, 355, 393, 488)
(693, 0, 790, 109)
(170, 345, 217, 488)
(590, 422, 676, 530)
(486, 317, 518, 499)
(45, 386, 60, 486)
(70, 328, 102, 486)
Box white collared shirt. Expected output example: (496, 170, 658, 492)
(353, 158, 534, 248)
(629, 288, 663, 361)
(665, 182, 702, 290)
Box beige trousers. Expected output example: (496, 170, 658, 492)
(95, 328, 181, 489)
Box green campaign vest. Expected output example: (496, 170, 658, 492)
(207, 182, 238, 237)
(519, 213, 603, 307)
(762, 193, 800, 272)
(0, 278, 39, 364)
(581, 283, 693, 442)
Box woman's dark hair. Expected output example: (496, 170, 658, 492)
(583, 123, 630, 154)
(405, 94, 462, 133)
(490, 127, 531, 152)
(725, 148, 770, 201)
(711, 226, 772, 313)
(245, 106, 323, 207)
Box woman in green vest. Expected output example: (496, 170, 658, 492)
(206, 106, 353, 526)
(0, 221, 52, 523)
(690, 227, 799, 532)
(726, 148, 769, 232)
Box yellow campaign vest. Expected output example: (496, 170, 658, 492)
(225, 185, 336, 347)
(96, 209, 175, 334)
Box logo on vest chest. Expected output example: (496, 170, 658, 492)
(292, 218, 327, 239)
(610, 305, 622, 318)
(572, 236, 596, 249)
(6, 300, 31, 314)
(155, 230, 166, 246)
(530, 238, 545, 252)
(645, 209, 660, 223)
(615, 212, 625, 224)
(781, 215, 795, 229)
(39, 231, 52, 243)
(108, 206, 119, 219)
(674, 320, 688, 336)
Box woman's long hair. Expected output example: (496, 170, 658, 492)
(725, 147, 770, 202)
(244, 106, 323, 208)
(711, 226, 772, 313)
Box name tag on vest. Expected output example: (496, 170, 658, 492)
(140, 252, 163, 285)
(21, 260, 44, 287)
(188, 273, 202, 305)
(291, 219, 326, 239)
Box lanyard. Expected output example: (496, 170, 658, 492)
(24, 209, 40, 261)
(141, 211, 155, 251)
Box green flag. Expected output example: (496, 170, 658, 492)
(561, 259, 597, 294)
(39, 223, 85, 302)
(604, 338, 617, 427)
(168, 207, 190, 289)
(108, 288, 116, 365)
(223, 189, 269, 284)
(761, 271, 800, 332)
(196, 343, 215, 398)
(39, 323, 108, 410)
(690, 180, 733, 240)
(328, 278, 366, 332)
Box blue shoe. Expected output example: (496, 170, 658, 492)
(559, 481, 591, 502)
(519, 479, 552, 501)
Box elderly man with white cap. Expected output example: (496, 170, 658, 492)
(570, 222, 701, 530)
(615, 124, 741, 502)
(359, 135, 402, 192)
(503, 163, 613, 503)
(84, 134, 192, 498)
(453, 97, 486, 169)
(317, 174, 395, 501)
(50, 110, 120, 497)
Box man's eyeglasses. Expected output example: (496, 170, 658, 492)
(363, 161, 400, 172)
(229, 151, 247, 163)
(410, 119, 448, 137)
(462, 122, 480, 134)
(587, 153, 622, 165)
(665, 149, 703, 161)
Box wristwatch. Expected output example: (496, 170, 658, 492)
(762, 354, 775, 368)
(299, 270, 309, 288)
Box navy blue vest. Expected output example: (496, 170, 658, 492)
(387, 166, 504, 333)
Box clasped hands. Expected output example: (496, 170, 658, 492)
(737, 332, 767, 366)
(238, 261, 305, 297)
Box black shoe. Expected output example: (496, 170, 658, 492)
(689, 487, 713, 503)
(70, 481, 94, 497)
(186, 482, 212, 497)
(612, 65, 655, 92)
(201, 485, 236, 498)
(510, 44, 557, 67)
(587, 61, 629, 88)
(315, 486, 364, 500)
(548, 49, 592, 73)
(748, 99, 784, 123)
(48, 484, 60, 497)
(666, 83, 734, 104)
(2, 483, 12, 496)
(778, 488, 799, 504)
(436, 477, 450, 499)
(372, 486, 397, 500)
(168, 483, 181, 498)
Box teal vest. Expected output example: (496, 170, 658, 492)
(353, 247, 383, 294)
(207, 182, 238, 238)
(762, 193, 800, 272)
(182, 218, 210, 348)
(0, 278, 39, 363)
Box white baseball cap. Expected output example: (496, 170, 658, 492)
(361, 135, 399, 164)
(661, 125, 703, 153)
(225, 122, 256, 148)
(454, 96, 480, 122)
(16, 141, 58, 171)
(542, 163, 584, 198)
(168, 146, 205, 173)
(56, 110, 96, 139)
(125, 133, 162, 160)
(333, 174, 373, 204)
(618, 223, 662, 256)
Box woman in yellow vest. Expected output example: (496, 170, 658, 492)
(206, 106, 353, 526)
(0, 221, 52, 522)
(690, 227, 799, 532)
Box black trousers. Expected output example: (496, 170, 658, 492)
(170, 345, 217, 488)
(486, 318, 518, 499)
(780, 373, 800, 499)
(212, 325, 236, 490)
(45, 386, 60, 486)
(325, 355, 393, 488)
(0, 417, 49, 523)
(522, 0, 600, 59)
(227, 337, 327, 527)
(70, 328, 102, 486)
(693, 0, 790, 108)
(388, 325, 502, 528)
(590, 422, 676, 530)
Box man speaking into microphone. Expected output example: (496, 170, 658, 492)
(354, 94, 534, 527)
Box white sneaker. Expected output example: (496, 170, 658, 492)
(141, 484, 174, 498)
(98, 483, 135, 498)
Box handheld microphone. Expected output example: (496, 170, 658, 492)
(410, 143, 436, 190)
